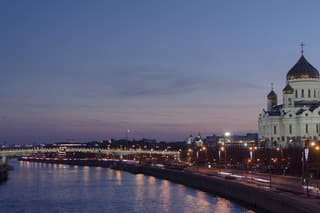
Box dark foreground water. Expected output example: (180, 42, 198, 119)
(0, 160, 254, 213)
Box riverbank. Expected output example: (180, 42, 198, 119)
(18, 157, 320, 213)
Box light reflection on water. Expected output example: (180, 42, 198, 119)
(115, 170, 122, 185)
(159, 180, 170, 212)
(215, 197, 232, 213)
(1, 160, 254, 213)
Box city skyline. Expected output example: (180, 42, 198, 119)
(2, 1, 320, 143)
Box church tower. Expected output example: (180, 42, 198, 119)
(282, 84, 294, 108)
(267, 88, 277, 111)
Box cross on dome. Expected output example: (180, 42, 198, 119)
(300, 42, 305, 55)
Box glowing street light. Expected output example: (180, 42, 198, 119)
(223, 132, 231, 168)
(224, 132, 231, 137)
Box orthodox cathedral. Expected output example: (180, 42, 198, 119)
(258, 46, 320, 148)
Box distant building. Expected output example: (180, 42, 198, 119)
(186, 135, 193, 145)
(259, 47, 320, 148)
(204, 134, 218, 146)
(186, 133, 204, 147)
(218, 133, 257, 149)
(187, 133, 257, 149)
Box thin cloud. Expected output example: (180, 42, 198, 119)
(104, 65, 260, 98)
(107, 66, 200, 97)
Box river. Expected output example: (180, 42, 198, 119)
(0, 160, 254, 213)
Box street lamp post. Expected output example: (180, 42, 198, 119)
(269, 148, 272, 188)
(224, 146, 227, 168)
(249, 146, 258, 172)
(302, 138, 310, 197)
(224, 132, 231, 169)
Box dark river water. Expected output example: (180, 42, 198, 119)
(0, 160, 254, 213)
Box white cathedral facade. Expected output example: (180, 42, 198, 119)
(258, 50, 320, 148)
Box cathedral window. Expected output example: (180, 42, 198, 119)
(288, 98, 292, 106)
(274, 126, 277, 135)
(306, 124, 308, 134)
(308, 89, 311, 98)
(301, 89, 304, 98)
(289, 125, 292, 134)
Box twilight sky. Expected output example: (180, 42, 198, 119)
(2, 1, 320, 144)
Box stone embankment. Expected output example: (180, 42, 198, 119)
(140, 166, 320, 213)
(19, 158, 320, 213)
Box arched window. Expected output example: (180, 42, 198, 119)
(288, 98, 292, 106)
(289, 124, 292, 134)
(306, 124, 309, 134)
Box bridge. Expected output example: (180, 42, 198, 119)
(0, 147, 180, 164)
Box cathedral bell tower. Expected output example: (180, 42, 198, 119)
(282, 84, 294, 108)
(267, 85, 278, 111)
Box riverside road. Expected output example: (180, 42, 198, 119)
(185, 166, 320, 208)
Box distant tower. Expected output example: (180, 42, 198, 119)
(195, 133, 204, 147)
(267, 84, 278, 111)
(282, 84, 294, 107)
(187, 135, 193, 145)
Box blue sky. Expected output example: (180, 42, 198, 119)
(1, 0, 320, 143)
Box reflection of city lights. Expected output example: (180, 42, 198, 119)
(220, 147, 225, 152)
(116, 170, 122, 185)
(214, 197, 231, 213)
(316, 146, 320, 151)
(311, 142, 316, 146)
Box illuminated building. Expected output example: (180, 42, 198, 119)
(259, 45, 320, 147)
